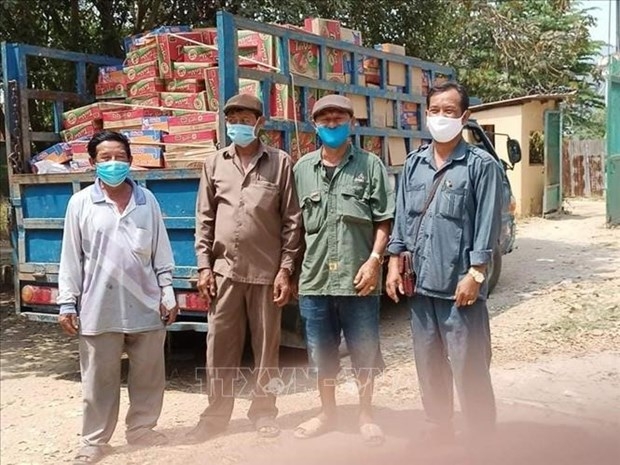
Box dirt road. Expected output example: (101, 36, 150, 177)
(1, 199, 619, 465)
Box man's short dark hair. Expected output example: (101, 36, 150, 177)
(426, 81, 470, 114)
(87, 131, 131, 159)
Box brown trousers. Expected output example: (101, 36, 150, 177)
(79, 330, 166, 446)
(201, 275, 281, 429)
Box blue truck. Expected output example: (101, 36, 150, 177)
(1, 12, 521, 348)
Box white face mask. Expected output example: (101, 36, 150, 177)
(426, 115, 464, 143)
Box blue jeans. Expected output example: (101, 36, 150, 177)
(299, 295, 384, 379)
(410, 294, 496, 433)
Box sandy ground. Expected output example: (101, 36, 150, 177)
(1, 199, 619, 465)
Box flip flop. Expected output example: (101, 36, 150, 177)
(360, 422, 385, 447)
(255, 416, 281, 438)
(293, 416, 335, 439)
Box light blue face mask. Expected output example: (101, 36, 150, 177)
(96, 160, 131, 187)
(227, 123, 257, 147)
(316, 123, 351, 149)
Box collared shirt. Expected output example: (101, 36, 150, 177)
(387, 139, 503, 300)
(57, 178, 175, 335)
(294, 145, 395, 296)
(195, 143, 302, 285)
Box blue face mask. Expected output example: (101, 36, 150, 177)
(227, 123, 257, 147)
(96, 160, 131, 187)
(316, 123, 351, 149)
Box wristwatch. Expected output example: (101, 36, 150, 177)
(370, 252, 384, 265)
(468, 267, 485, 284)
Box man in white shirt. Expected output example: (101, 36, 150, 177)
(57, 131, 177, 464)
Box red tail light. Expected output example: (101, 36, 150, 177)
(176, 292, 210, 312)
(21, 285, 58, 305)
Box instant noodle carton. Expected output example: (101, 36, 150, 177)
(160, 91, 208, 111)
(166, 79, 205, 93)
(124, 61, 160, 84)
(60, 121, 103, 142)
(62, 103, 102, 129)
(128, 78, 165, 98)
(182, 45, 218, 64)
(126, 44, 159, 66)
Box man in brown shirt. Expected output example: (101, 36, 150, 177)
(190, 94, 302, 441)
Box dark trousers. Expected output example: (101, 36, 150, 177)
(410, 294, 496, 433)
(200, 275, 281, 429)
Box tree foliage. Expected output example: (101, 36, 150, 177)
(0, 0, 606, 136)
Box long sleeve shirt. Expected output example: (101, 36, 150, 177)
(387, 140, 503, 300)
(57, 178, 175, 335)
(195, 143, 302, 284)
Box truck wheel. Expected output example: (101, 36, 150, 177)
(487, 248, 502, 294)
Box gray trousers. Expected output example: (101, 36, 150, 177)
(79, 330, 166, 446)
(410, 295, 496, 433)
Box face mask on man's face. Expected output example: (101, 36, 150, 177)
(227, 123, 257, 147)
(96, 160, 131, 187)
(426, 115, 464, 143)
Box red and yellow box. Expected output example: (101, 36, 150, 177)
(304, 18, 341, 40)
(124, 61, 160, 84)
(168, 112, 217, 133)
(182, 45, 218, 64)
(160, 91, 208, 111)
(125, 44, 159, 66)
(62, 104, 102, 129)
(156, 32, 206, 78)
(103, 108, 162, 129)
(60, 121, 103, 142)
(172, 62, 214, 80)
(96, 82, 127, 99)
(162, 130, 217, 145)
(128, 78, 165, 98)
(166, 79, 205, 93)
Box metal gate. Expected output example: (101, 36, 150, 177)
(543, 109, 562, 214)
(607, 56, 620, 226)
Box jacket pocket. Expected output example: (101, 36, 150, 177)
(437, 186, 465, 220)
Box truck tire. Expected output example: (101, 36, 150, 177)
(487, 248, 502, 294)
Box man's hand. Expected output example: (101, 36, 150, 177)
(197, 268, 217, 303)
(455, 274, 481, 308)
(354, 258, 381, 297)
(160, 304, 179, 326)
(385, 256, 404, 303)
(273, 268, 291, 307)
(58, 313, 79, 336)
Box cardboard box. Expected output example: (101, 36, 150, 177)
(130, 145, 164, 167)
(345, 94, 368, 120)
(162, 130, 217, 145)
(103, 108, 162, 129)
(128, 78, 165, 98)
(182, 45, 218, 63)
(156, 32, 206, 78)
(62, 104, 102, 129)
(98, 65, 125, 84)
(96, 82, 127, 99)
(126, 44, 159, 66)
(124, 25, 192, 52)
(142, 116, 169, 132)
(387, 62, 406, 87)
(341, 27, 363, 45)
(204, 68, 262, 111)
(326, 48, 345, 75)
(60, 121, 102, 142)
(386, 100, 395, 128)
(410, 67, 424, 94)
(121, 129, 163, 143)
(388, 137, 407, 166)
(236, 31, 275, 70)
(173, 62, 215, 80)
(168, 112, 217, 134)
(126, 95, 161, 107)
(160, 91, 208, 111)
(362, 136, 383, 157)
(375, 43, 406, 55)
(166, 79, 205, 93)
(270, 85, 318, 122)
(124, 61, 160, 84)
(422, 70, 432, 95)
(193, 27, 217, 45)
(286, 39, 320, 79)
(371, 98, 388, 127)
(291, 132, 316, 161)
(69, 140, 90, 158)
(303, 18, 341, 40)
(260, 130, 284, 149)
(31, 143, 72, 165)
(401, 102, 419, 129)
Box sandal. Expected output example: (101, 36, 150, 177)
(360, 422, 385, 447)
(73, 445, 111, 464)
(255, 416, 281, 438)
(293, 416, 335, 439)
